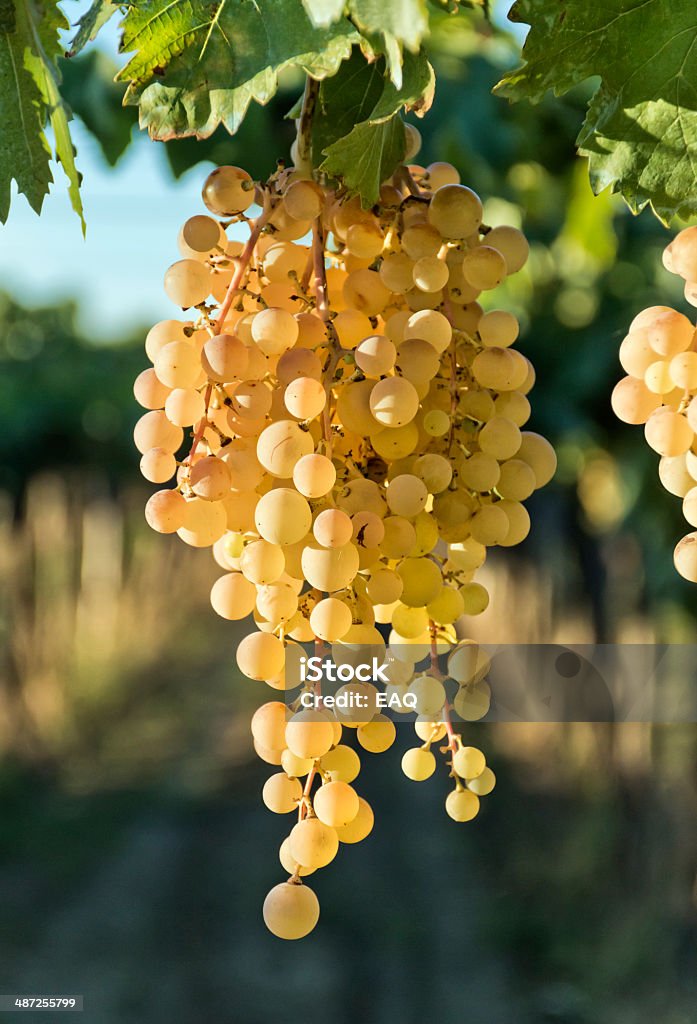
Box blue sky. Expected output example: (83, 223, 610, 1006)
(0, 124, 212, 341)
(0, 1, 522, 343)
(0, 3, 216, 342)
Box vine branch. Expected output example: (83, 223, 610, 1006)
(296, 75, 321, 177)
(312, 215, 340, 458)
(429, 619, 458, 753)
(185, 191, 275, 466)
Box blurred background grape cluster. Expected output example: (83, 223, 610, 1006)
(1, 6, 696, 1022)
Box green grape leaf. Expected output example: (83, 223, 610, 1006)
(317, 48, 434, 204)
(349, 0, 429, 53)
(67, 0, 119, 58)
(22, 0, 85, 231)
(116, 0, 359, 141)
(0, 0, 84, 229)
(301, 0, 346, 26)
(322, 115, 407, 206)
(496, 0, 697, 221)
(349, 1, 430, 86)
(303, 0, 431, 85)
(0, 0, 51, 222)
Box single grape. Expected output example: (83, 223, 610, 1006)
(369, 376, 420, 427)
(310, 597, 353, 641)
(293, 453, 336, 499)
(140, 447, 176, 484)
(427, 184, 483, 239)
(320, 744, 361, 783)
(154, 341, 201, 390)
(644, 408, 693, 457)
(145, 490, 187, 533)
(252, 307, 300, 356)
(202, 166, 254, 215)
(452, 745, 486, 780)
(312, 509, 352, 549)
(237, 630, 285, 680)
(251, 701, 288, 751)
(313, 781, 359, 828)
(335, 797, 374, 843)
(459, 581, 490, 615)
(210, 573, 257, 619)
(461, 246, 507, 291)
(445, 789, 480, 822)
(284, 377, 326, 420)
(397, 557, 443, 606)
(134, 367, 171, 409)
(285, 710, 336, 760)
(289, 816, 339, 868)
(478, 309, 519, 348)
(675, 532, 697, 581)
(255, 489, 312, 546)
(402, 747, 437, 781)
(164, 260, 212, 308)
(262, 773, 303, 814)
(283, 179, 323, 221)
(356, 716, 396, 753)
(263, 881, 320, 940)
(467, 767, 496, 796)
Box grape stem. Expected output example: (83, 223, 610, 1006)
(395, 164, 426, 198)
(441, 287, 459, 454)
(311, 215, 338, 456)
(296, 76, 320, 177)
(295, 634, 326, 823)
(299, 762, 318, 821)
(218, 190, 274, 326)
(185, 383, 214, 466)
(429, 619, 458, 753)
(185, 191, 275, 466)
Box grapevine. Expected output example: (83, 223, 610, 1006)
(132, 86, 556, 938)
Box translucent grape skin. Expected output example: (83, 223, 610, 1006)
(202, 166, 254, 216)
(135, 156, 556, 939)
(675, 532, 697, 581)
(263, 882, 320, 940)
(612, 235, 697, 583)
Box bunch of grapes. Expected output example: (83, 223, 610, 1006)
(133, 142, 555, 938)
(611, 226, 697, 582)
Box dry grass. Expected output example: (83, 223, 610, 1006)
(0, 477, 692, 793)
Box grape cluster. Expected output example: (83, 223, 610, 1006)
(133, 147, 555, 938)
(611, 227, 697, 582)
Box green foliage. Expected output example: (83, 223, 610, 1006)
(116, 0, 358, 141)
(302, 0, 431, 86)
(301, 0, 347, 26)
(1, 0, 446, 219)
(66, 0, 119, 58)
(111, 0, 442, 202)
(314, 48, 434, 204)
(60, 50, 295, 179)
(0, 0, 83, 230)
(4, 0, 697, 228)
(497, 0, 697, 222)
